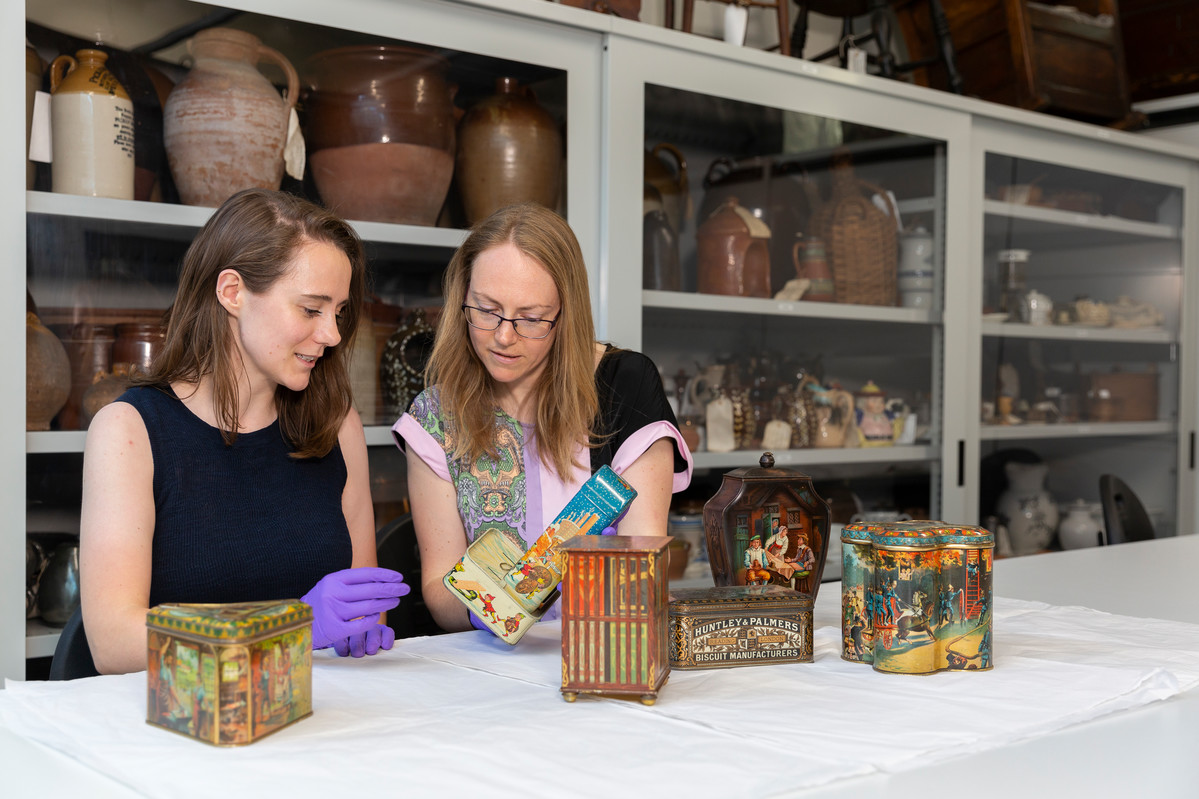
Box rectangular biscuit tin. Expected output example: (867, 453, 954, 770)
(146, 600, 313, 745)
(668, 585, 813, 669)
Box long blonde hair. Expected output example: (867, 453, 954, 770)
(138, 189, 366, 459)
(425, 203, 598, 479)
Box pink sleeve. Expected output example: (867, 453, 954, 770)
(610, 420, 694, 493)
(391, 413, 451, 482)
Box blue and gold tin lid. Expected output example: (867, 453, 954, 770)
(146, 600, 312, 641)
(840, 520, 994, 550)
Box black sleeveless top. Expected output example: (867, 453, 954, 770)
(118, 386, 352, 607)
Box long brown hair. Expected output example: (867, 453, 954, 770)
(138, 188, 366, 459)
(425, 203, 598, 479)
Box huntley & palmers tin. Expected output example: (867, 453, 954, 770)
(669, 584, 813, 669)
(146, 600, 313, 745)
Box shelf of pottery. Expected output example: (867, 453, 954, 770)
(607, 39, 959, 524)
(18, 0, 607, 668)
(975, 139, 1189, 543)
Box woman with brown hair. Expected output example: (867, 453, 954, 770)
(81, 189, 409, 674)
(393, 203, 692, 632)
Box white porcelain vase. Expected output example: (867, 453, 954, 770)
(1058, 499, 1103, 549)
(996, 461, 1059, 556)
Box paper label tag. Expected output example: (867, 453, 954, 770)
(283, 107, 305, 181)
(847, 46, 868, 75)
(29, 91, 52, 163)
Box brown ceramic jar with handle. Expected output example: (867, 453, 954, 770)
(696, 197, 771, 298)
(164, 27, 298, 207)
(456, 77, 562, 225)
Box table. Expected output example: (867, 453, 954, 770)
(3, 535, 1198, 798)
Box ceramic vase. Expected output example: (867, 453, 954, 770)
(49, 48, 135, 200)
(996, 461, 1059, 556)
(457, 76, 562, 225)
(112, 321, 166, 375)
(643, 184, 680, 291)
(795, 236, 834, 302)
(164, 27, 298, 207)
(26, 312, 71, 431)
(898, 226, 935, 309)
(303, 45, 456, 225)
(36, 541, 80, 627)
(696, 197, 771, 298)
(51, 322, 114, 431)
(644, 142, 690, 237)
(1058, 499, 1104, 549)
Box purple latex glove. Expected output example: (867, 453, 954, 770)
(301, 567, 410, 651)
(601, 507, 630, 536)
(334, 621, 396, 658)
(469, 612, 497, 636)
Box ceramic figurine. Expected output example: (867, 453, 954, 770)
(854, 381, 897, 447)
(703, 452, 831, 602)
(443, 465, 636, 644)
(841, 520, 993, 674)
(146, 600, 313, 745)
(560, 535, 671, 705)
(810, 384, 855, 448)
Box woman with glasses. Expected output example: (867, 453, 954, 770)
(392, 203, 692, 632)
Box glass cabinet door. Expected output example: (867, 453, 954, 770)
(18, 0, 602, 675)
(973, 120, 1191, 549)
(604, 34, 974, 559)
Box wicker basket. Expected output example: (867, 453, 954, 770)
(814, 155, 898, 306)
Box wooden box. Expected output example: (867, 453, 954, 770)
(668, 585, 812, 669)
(560, 535, 671, 705)
(894, 0, 1139, 126)
(841, 521, 993, 674)
(146, 601, 313, 745)
(444, 465, 636, 644)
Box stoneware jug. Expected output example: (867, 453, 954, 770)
(996, 461, 1059, 556)
(1058, 499, 1104, 549)
(795, 236, 834, 302)
(696, 197, 771, 298)
(457, 76, 562, 225)
(164, 27, 298, 207)
(643, 184, 681, 291)
(644, 142, 690, 236)
(303, 45, 455, 225)
(49, 48, 135, 199)
(36, 541, 80, 627)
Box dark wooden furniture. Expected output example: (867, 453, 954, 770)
(1119, 0, 1199, 103)
(894, 0, 1139, 126)
(679, 0, 793, 56)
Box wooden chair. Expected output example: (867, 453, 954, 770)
(794, 0, 963, 92)
(678, 0, 794, 56)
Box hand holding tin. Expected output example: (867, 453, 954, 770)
(302, 567, 411, 652)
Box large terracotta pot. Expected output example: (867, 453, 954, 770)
(26, 312, 71, 431)
(164, 27, 298, 207)
(456, 76, 562, 225)
(49, 48, 135, 200)
(50, 322, 114, 431)
(303, 45, 456, 225)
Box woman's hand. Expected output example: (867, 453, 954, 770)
(301, 567, 410, 651)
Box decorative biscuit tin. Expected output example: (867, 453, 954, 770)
(560, 535, 671, 705)
(703, 452, 831, 602)
(669, 585, 813, 669)
(841, 520, 993, 674)
(444, 465, 637, 644)
(146, 600, 313, 745)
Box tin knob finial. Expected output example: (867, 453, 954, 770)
(760, 452, 775, 469)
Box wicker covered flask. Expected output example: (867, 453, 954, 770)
(815, 152, 898, 306)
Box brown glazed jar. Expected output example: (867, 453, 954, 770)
(695, 197, 771, 298)
(52, 323, 115, 431)
(456, 77, 563, 225)
(112, 322, 166, 376)
(303, 45, 456, 225)
(164, 27, 298, 207)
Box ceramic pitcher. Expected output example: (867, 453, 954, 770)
(164, 27, 298, 207)
(996, 461, 1059, 555)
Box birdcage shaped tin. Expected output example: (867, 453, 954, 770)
(146, 600, 313, 745)
(841, 521, 994, 674)
(703, 452, 831, 602)
(560, 535, 671, 705)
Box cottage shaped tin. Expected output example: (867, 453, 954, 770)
(669, 584, 812, 669)
(841, 521, 993, 674)
(146, 600, 313, 745)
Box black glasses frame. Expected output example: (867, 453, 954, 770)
(461, 304, 560, 339)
